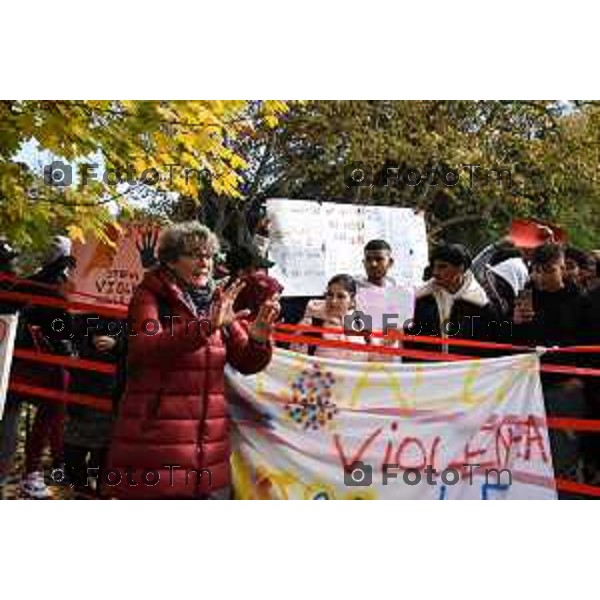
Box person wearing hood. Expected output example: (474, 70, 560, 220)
(405, 244, 499, 356)
(1, 235, 76, 498)
(482, 256, 530, 320)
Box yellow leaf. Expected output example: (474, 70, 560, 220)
(67, 225, 86, 243)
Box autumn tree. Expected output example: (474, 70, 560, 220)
(0, 100, 289, 254)
(232, 100, 600, 249)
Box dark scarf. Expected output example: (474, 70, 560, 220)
(185, 282, 214, 316)
(162, 263, 214, 316)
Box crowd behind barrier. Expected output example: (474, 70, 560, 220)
(1, 228, 600, 499)
(1, 279, 600, 498)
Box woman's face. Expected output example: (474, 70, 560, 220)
(169, 246, 213, 287)
(325, 282, 354, 317)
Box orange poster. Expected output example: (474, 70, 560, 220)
(70, 224, 159, 307)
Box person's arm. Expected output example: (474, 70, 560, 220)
(471, 241, 504, 283)
(127, 287, 211, 365)
(224, 319, 273, 375)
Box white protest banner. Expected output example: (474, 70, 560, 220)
(227, 350, 557, 499)
(267, 199, 429, 296)
(0, 315, 19, 420)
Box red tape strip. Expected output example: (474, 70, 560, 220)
(0, 272, 129, 306)
(276, 321, 531, 351)
(8, 382, 112, 413)
(273, 331, 600, 376)
(276, 322, 600, 354)
(0, 288, 127, 319)
(546, 417, 600, 432)
(12, 348, 116, 374)
(273, 331, 471, 361)
(554, 478, 600, 498)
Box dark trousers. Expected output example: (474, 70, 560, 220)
(63, 443, 107, 491)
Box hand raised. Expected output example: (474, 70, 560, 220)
(249, 296, 280, 343)
(210, 279, 249, 329)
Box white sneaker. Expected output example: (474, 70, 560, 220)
(20, 472, 51, 499)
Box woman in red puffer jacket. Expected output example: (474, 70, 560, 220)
(105, 222, 279, 499)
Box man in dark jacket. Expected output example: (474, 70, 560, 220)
(406, 244, 500, 357)
(512, 243, 588, 493)
(63, 314, 126, 494)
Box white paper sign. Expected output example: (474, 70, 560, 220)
(267, 199, 428, 296)
(356, 285, 415, 331)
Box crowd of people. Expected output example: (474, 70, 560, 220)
(0, 218, 599, 499)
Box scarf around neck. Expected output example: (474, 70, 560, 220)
(162, 264, 215, 316)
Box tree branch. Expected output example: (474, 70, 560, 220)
(428, 214, 487, 236)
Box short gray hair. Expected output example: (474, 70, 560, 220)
(158, 221, 220, 264)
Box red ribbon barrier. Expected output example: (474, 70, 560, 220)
(0, 272, 130, 306)
(273, 330, 600, 377)
(273, 331, 472, 362)
(276, 322, 600, 354)
(554, 479, 600, 498)
(276, 321, 531, 351)
(12, 348, 116, 374)
(546, 417, 600, 432)
(8, 382, 112, 413)
(0, 288, 127, 319)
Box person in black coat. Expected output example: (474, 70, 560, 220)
(405, 244, 500, 357)
(579, 286, 600, 482)
(512, 243, 588, 492)
(16, 237, 76, 498)
(63, 314, 126, 494)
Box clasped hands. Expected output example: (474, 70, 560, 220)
(209, 279, 280, 343)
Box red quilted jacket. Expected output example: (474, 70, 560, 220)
(105, 267, 272, 499)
